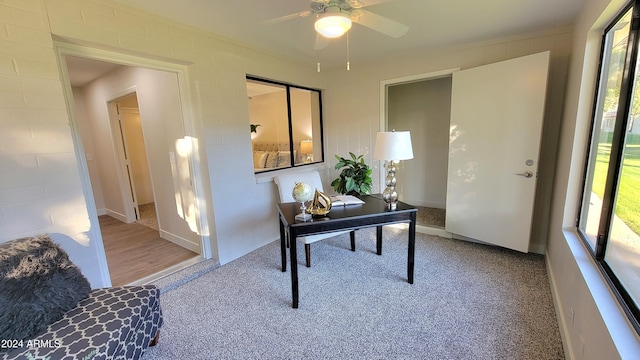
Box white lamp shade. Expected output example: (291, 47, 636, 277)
(315, 12, 352, 38)
(373, 131, 414, 161)
(300, 140, 313, 154)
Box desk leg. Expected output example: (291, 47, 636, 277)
(289, 228, 299, 308)
(408, 212, 416, 284)
(279, 217, 286, 272)
(376, 226, 383, 255)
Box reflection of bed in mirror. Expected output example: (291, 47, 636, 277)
(252, 142, 301, 172)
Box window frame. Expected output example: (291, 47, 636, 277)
(246, 75, 325, 173)
(577, 0, 640, 334)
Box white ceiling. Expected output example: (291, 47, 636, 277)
(113, 0, 584, 68)
(67, 0, 585, 85)
(65, 56, 120, 86)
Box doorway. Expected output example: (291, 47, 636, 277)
(382, 52, 551, 253)
(387, 76, 452, 231)
(60, 49, 208, 285)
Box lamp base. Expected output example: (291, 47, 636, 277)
(385, 201, 397, 211)
(382, 161, 399, 211)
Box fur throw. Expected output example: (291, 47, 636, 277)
(0, 234, 91, 346)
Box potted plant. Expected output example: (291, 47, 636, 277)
(331, 152, 373, 195)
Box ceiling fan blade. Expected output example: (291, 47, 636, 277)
(314, 33, 329, 50)
(355, 10, 408, 38)
(263, 10, 313, 25)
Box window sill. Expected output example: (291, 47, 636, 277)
(562, 229, 640, 358)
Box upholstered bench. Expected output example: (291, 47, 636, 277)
(0, 235, 162, 360)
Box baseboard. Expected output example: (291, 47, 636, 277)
(127, 256, 204, 286)
(545, 252, 574, 360)
(386, 223, 453, 238)
(160, 230, 201, 253)
(528, 241, 546, 255)
(96, 208, 107, 216)
(452, 233, 490, 245)
(416, 224, 452, 238)
(105, 209, 127, 223)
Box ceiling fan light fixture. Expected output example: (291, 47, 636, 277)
(314, 11, 352, 38)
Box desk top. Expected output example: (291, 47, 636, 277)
(277, 194, 416, 233)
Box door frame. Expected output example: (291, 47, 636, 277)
(54, 42, 214, 284)
(379, 68, 459, 238)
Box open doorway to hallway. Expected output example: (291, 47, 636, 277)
(387, 76, 452, 230)
(63, 54, 205, 285)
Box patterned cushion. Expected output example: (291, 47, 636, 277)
(1, 286, 162, 360)
(264, 152, 278, 168)
(277, 151, 291, 167)
(252, 151, 268, 169)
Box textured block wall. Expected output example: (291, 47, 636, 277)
(0, 0, 85, 239)
(0, 0, 324, 285)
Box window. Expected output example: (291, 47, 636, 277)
(246, 76, 324, 173)
(578, 0, 640, 333)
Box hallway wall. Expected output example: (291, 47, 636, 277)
(388, 77, 452, 209)
(75, 65, 201, 252)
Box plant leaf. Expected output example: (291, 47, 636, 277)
(346, 177, 355, 191)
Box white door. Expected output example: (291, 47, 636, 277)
(108, 100, 139, 223)
(445, 51, 550, 252)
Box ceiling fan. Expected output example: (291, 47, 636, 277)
(266, 0, 409, 48)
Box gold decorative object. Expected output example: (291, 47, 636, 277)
(306, 189, 332, 216)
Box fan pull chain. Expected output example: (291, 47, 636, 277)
(346, 31, 351, 71)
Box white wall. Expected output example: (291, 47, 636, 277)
(250, 89, 316, 150)
(547, 0, 640, 358)
(78, 77, 127, 221)
(77, 65, 203, 251)
(0, 0, 324, 287)
(249, 91, 289, 144)
(290, 89, 314, 145)
(388, 77, 452, 209)
(2, 1, 639, 357)
(0, 2, 109, 287)
(73, 87, 106, 213)
(323, 30, 572, 254)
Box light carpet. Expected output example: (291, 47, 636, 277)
(143, 227, 563, 360)
(137, 203, 158, 231)
(415, 206, 446, 228)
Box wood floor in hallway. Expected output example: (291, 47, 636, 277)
(99, 215, 199, 286)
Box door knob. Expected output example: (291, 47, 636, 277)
(515, 170, 534, 178)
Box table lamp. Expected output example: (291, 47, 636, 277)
(300, 140, 313, 163)
(373, 131, 414, 210)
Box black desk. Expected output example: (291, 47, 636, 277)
(277, 194, 417, 308)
